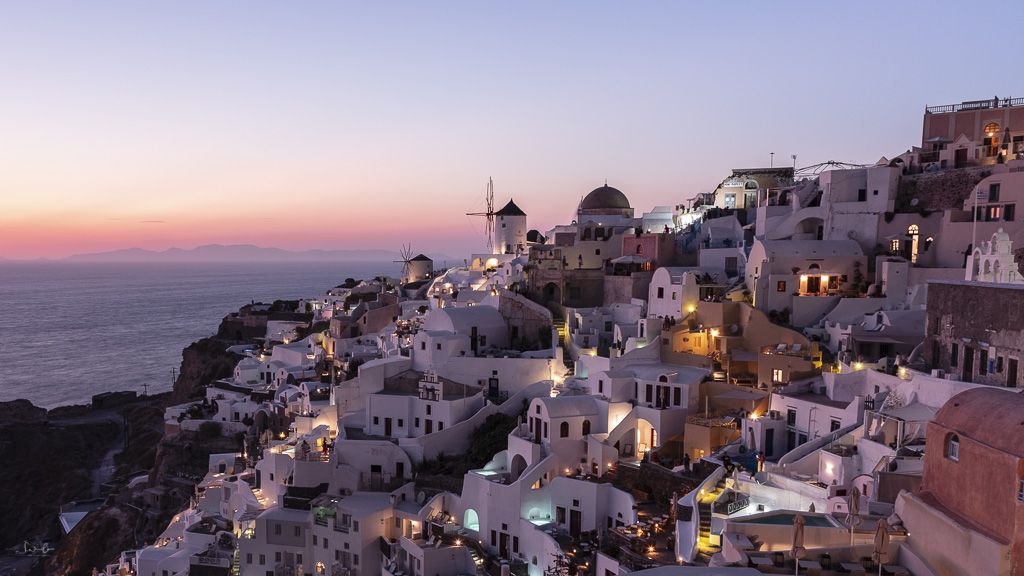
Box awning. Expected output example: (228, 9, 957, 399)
(882, 402, 938, 422)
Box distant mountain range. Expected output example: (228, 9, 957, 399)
(61, 244, 427, 263)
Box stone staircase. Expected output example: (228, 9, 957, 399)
(695, 476, 728, 563)
(552, 319, 574, 377)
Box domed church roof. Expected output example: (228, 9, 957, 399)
(581, 184, 631, 211)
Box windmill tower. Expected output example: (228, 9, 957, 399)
(394, 244, 414, 284)
(466, 177, 496, 253)
(395, 244, 433, 285)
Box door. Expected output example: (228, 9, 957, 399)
(764, 428, 775, 458)
(370, 464, 382, 490)
(955, 147, 968, 168)
(963, 347, 974, 383)
(1009, 358, 1019, 388)
(569, 509, 582, 539)
(396, 461, 404, 481)
(384, 417, 392, 437)
(499, 532, 510, 558)
(534, 418, 542, 443)
(425, 419, 433, 434)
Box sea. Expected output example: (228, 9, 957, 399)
(0, 261, 399, 409)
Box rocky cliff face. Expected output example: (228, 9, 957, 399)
(170, 336, 241, 403)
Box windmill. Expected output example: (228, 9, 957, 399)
(394, 244, 414, 283)
(466, 177, 495, 253)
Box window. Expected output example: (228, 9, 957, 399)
(951, 343, 959, 367)
(246, 553, 252, 565)
(980, 349, 989, 375)
(890, 239, 900, 252)
(560, 421, 569, 437)
(415, 417, 420, 427)
(786, 409, 797, 426)
(294, 525, 301, 537)
(830, 419, 841, 433)
(398, 419, 404, 427)
(1006, 204, 1016, 222)
(535, 405, 541, 414)
(857, 189, 867, 202)
(274, 523, 282, 535)
(354, 555, 359, 565)
(657, 287, 665, 299)
(276, 552, 282, 562)
(438, 421, 444, 430)
(598, 380, 604, 394)
(990, 183, 1001, 202)
(426, 405, 432, 415)
(998, 356, 1005, 373)
(595, 249, 601, 255)
(673, 387, 681, 406)
(420, 342, 426, 351)
(777, 281, 787, 292)
(353, 520, 359, 532)
(373, 416, 379, 425)
(946, 434, 960, 461)
(436, 343, 441, 350)
(773, 369, 784, 384)
(1018, 479, 1024, 502)
(582, 420, 591, 435)
(259, 554, 266, 565)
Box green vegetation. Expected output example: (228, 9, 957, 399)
(415, 412, 521, 491)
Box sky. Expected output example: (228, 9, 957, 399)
(1, 1, 1022, 260)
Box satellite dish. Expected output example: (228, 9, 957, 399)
(416, 491, 426, 504)
(910, 198, 920, 207)
(729, 324, 739, 334)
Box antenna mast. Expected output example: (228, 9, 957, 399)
(466, 177, 496, 253)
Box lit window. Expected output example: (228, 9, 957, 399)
(946, 434, 960, 462)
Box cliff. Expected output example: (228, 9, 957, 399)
(170, 336, 242, 403)
(0, 400, 119, 551)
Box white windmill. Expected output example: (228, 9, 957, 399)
(466, 177, 496, 253)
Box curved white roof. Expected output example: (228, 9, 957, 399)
(537, 395, 601, 418)
(422, 305, 505, 334)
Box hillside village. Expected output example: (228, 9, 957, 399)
(88, 97, 1024, 576)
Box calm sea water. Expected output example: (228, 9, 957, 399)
(0, 262, 399, 409)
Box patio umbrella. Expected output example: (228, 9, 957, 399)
(872, 519, 890, 576)
(791, 513, 806, 575)
(847, 486, 862, 545)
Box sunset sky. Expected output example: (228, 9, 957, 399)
(2, 1, 1022, 259)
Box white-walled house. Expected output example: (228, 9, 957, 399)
(365, 370, 484, 438)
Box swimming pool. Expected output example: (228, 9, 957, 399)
(734, 512, 838, 527)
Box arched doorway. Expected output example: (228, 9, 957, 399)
(463, 508, 480, 532)
(543, 282, 561, 305)
(510, 454, 528, 481)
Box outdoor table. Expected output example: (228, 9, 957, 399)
(840, 562, 867, 573)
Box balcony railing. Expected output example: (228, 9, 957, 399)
(926, 97, 1024, 113)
